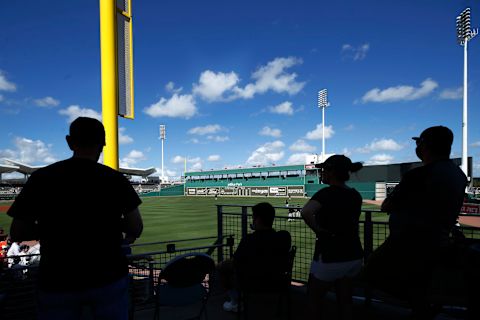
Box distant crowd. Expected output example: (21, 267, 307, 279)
(0, 228, 40, 270)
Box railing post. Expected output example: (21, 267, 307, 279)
(364, 210, 373, 260)
(363, 210, 374, 307)
(227, 235, 234, 259)
(217, 205, 224, 263)
(241, 206, 248, 239)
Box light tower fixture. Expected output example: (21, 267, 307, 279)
(159, 125, 166, 182)
(318, 89, 330, 162)
(456, 7, 478, 179)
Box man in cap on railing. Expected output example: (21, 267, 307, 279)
(7, 117, 143, 320)
(365, 126, 467, 319)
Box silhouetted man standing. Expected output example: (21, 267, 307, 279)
(8, 117, 143, 320)
(366, 126, 467, 319)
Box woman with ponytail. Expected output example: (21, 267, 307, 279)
(301, 155, 364, 320)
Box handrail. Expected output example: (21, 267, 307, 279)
(127, 243, 228, 260)
(127, 235, 220, 248)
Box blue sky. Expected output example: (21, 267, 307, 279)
(1, 0, 480, 179)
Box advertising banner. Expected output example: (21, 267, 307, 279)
(287, 186, 305, 197)
(196, 188, 207, 195)
(187, 188, 196, 195)
(207, 188, 219, 195)
(221, 188, 237, 196)
(269, 186, 286, 196)
(251, 187, 269, 196)
(461, 203, 480, 215)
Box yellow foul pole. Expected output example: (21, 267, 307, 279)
(99, 0, 119, 170)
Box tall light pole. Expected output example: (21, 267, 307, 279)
(159, 125, 166, 182)
(456, 7, 478, 179)
(318, 89, 330, 162)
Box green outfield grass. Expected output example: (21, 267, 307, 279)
(1, 196, 384, 281)
(1, 196, 383, 249)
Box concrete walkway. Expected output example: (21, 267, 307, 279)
(131, 284, 468, 320)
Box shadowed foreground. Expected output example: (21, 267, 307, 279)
(129, 283, 467, 320)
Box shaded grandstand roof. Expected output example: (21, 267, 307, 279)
(119, 167, 156, 177)
(0, 158, 156, 178)
(0, 163, 19, 174)
(186, 164, 305, 177)
(2, 159, 42, 175)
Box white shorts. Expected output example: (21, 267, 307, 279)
(310, 255, 362, 282)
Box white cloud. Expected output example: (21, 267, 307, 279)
(165, 81, 182, 94)
(119, 127, 133, 145)
(151, 167, 177, 178)
(120, 150, 146, 168)
(0, 137, 56, 165)
(305, 124, 335, 140)
(207, 155, 221, 161)
(186, 157, 203, 171)
(58, 105, 102, 122)
(259, 126, 282, 138)
(207, 135, 229, 142)
(357, 138, 403, 153)
(246, 140, 285, 166)
(366, 154, 394, 165)
(471, 141, 480, 147)
(144, 93, 197, 119)
(232, 57, 305, 99)
(439, 87, 463, 100)
(172, 155, 186, 164)
(34, 96, 60, 107)
(188, 124, 222, 135)
(269, 101, 294, 115)
(171, 156, 202, 170)
(0, 71, 16, 92)
(361, 78, 438, 103)
(193, 70, 239, 102)
(287, 153, 309, 165)
(191, 57, 305, 102)
(0, 148, 16, 159)
(188, 138, 201, 144)
(187, 157, 201, 163)
(342, 148, 352, 157)
(341, 43, 370, 61)
(165, 169, 177, 177)
(190, 162, 202, 171)
(289, 139, 316, 152)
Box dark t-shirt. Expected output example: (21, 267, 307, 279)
(311, 186, 364, 263)
(234, 229, 291, 290)
(8, 158, 142, 291)
(387, 159, 467, 245)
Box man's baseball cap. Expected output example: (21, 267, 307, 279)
(69, 117, 106, 147)
(412, 126, 453, 149)
(315, 155, 352, 171)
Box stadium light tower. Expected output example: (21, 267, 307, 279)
(318, 89, 330, 162)
(456, 8, 478, 179)
(159, 125, 166, 182)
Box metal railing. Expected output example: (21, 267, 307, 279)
(0, 254, 41, 320)
(126, 236, 234, 313)
(216, 204, 480, 283)
(0, 238, 234, 320)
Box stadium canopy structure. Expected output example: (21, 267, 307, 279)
(0, 163, 19, 175)
(0, 158, 156, 179)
